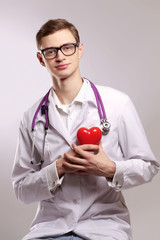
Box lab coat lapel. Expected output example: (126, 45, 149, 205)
(48, 99, 72, 146)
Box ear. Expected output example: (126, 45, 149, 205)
(37, 52, 46, 67)
(78, 43, 84, 59)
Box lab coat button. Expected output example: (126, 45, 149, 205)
(73, 199, 77, 204)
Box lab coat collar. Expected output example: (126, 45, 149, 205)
(33, 78, 98, 146)
(51, 78, 97, 109)
(47, 78, 97, 145)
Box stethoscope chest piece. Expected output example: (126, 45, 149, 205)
(100, 119, 111, 135)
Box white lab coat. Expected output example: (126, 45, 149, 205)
(12, 80, 159, 240)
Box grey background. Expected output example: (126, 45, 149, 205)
(0, 0, 160, 239)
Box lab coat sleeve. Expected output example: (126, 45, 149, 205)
(12, 120, 62, 204)
(46, 162, 64, 192)
(110, 96, 159, 191)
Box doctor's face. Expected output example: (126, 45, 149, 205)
(37, 29, 83, 80)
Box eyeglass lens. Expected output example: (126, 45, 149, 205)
(42, 43, 77, 59)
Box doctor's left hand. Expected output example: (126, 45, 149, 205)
(62, 144, 116, 179)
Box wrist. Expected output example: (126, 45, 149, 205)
(107, 161, 116, 179)
(56, 157, 65, 178)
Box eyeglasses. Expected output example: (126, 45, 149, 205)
(40, 43, 79, 60)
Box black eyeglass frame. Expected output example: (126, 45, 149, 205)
(39, 42, 80, 60)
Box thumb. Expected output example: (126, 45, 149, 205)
(99, 143, 103, 151)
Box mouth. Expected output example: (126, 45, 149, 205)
(55, 63, 70, 70)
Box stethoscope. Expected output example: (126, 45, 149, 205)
(31, 79, 111, 165)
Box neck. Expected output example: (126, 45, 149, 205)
(52, 73, 83, 105)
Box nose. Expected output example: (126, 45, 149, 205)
(56, 49, 65, 61)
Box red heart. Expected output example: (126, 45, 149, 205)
(77, 127, 102, 145)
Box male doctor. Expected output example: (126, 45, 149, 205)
(12, 19, 159, 240)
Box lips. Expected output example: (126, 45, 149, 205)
(55, 64, 69, 70)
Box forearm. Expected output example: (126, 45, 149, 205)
(109, 158, 159, 191)
(12, 167, 53, 204)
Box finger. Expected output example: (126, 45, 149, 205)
(73, 143, 99, 151)
(63, 155, 88, 172)
(64, 153, 88, 166)
(62, 161, 86, 173)
(67, 149, 81, 158)
(98, 143, 103, 151)
(72, 144, 94, 159)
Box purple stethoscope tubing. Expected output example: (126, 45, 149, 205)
(31, 79, 111, 165)
(31, 89, 50, 165)
(32, 89, 50, 131)
(32, 79, 110, 132)
(88, 80, 107, 120)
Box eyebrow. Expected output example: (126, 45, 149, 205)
(40, 42, 77, 51)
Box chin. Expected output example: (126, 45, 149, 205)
(56, 70, 77, 80)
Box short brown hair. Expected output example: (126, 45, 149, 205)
(36, 19, 80, 49)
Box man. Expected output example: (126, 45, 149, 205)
(12, 19, 159, 240)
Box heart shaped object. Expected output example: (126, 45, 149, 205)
(77, 127, 102, 145)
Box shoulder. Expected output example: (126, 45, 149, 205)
(21, 96, 44, 130)
(94, 84, 136, 120)
(95, 84, 130, 105)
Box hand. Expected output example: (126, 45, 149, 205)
(56, 144, 97, 177)
(56, 146, 89, 177)
(56, 144, 116, 178)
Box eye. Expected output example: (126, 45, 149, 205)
(44, 48, 56, 56)
(62, 44, 74, 52)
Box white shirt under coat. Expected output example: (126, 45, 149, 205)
(12, 79, 159, 240)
